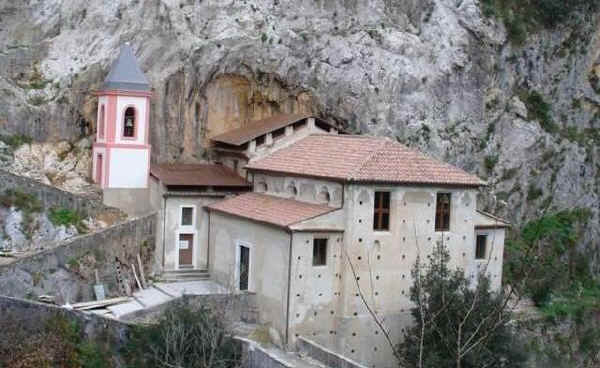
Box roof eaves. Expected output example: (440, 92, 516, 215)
(286, 206, 342, 227)
(205, 206, 290, 230)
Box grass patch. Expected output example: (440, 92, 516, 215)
(519, 90, 558, 134)
(541, 284, 600, 321)
(484, 154, 499, 173)
(0, 134, 32, 150)
(526, 184, 543, 201)
(0, 190, 42, 239)
(48, 207, 87, 233)
(500, 167, 519, 181)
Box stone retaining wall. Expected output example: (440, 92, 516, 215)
(0, 295, 130, 365)
(0, 169, 118, 218)
(0, 213, 156, 304)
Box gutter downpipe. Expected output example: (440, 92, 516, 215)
(285, 228, 293, 347)
(162, 195, 167, 270)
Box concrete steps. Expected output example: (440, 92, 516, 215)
(159, 269, 210, 282)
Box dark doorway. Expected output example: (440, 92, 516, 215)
(239, 245, 250, 291)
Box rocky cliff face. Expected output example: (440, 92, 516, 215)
(0, 0, 598, 261)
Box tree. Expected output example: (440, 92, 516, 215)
(125, 303, 242, 368)
(397, 243, 527, 368)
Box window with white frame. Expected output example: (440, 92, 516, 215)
(181, 206, 194, 226)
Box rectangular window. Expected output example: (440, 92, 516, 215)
(313, 238, 328, 266)
(475, 235, 487, 260)
(255, 135, 265, 146)
(181, 207, 194, 226)
(272, 127, 285, 140)
(435, 193, 451, 232)
(373, 191, 390, 231)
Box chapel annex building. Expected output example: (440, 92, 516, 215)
(93, 45, 509, 368)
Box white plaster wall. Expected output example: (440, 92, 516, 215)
(209, 212, 291, 340)
(108, 148, 149, 188)
(163, 196, 221, 271)
(115, 95, 147, 145)
(251, 173, 343, 208)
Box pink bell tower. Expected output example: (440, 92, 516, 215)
(92, 43, 152, 214)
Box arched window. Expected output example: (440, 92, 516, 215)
(98, 105, 105, 139)
(316, 187, 331, 204)
(123, 107, 136, 138)
(256, 182, 268, 193)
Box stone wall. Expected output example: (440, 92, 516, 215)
(0, 169, 119, 218)
(0, 213, 156, 304)
(0, 295, 131, 365)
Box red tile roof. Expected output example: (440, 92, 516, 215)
(150, 163, 250, 187)
(210, 113, 331, 146)
(206, 192, 338, 228)
(246, 135, 485, 187)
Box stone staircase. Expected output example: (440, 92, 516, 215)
(159, 268, 210, 282)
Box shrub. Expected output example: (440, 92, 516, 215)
(0, 313, 110, 368)
(125, 303, 241, 368)
(398, 243, 527, 367)
(48, 207, 88, 233)
(0, 134, 32, 149)
(484, 154, 499, 173)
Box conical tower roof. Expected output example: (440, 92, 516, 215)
(102, 43, 150, 91)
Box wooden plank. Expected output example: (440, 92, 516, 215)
(71, 297, 131, 310)
(137, 254, 147, 289)
(131, 264, 142, 291)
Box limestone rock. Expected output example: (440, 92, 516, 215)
(0, 1, 597, 259)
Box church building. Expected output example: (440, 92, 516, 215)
(93, 44, 509, 368)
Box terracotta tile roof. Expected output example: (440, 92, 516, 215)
(206, 192, 337, 228)
(210, 113, 330, 146)
(150, 163, 250, 187)
(475, 210, 511, 228)
(246, 135, 485, 187)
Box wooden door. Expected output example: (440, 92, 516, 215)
(178, 233, 194, 268)
(96, 154, 103, 184)
(239, 245, 250, 291)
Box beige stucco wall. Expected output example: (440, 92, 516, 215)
(474, 227, 505, 291)
(204, 180, 506, 368)
(287, 231, 344, 348)
(208, 212, 292, 341)
(103, 187, 153, 217)
(162, 195, 222, 271)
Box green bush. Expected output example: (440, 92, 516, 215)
(398, 243, 527, 367)
(0, 313, 110, 368)
(480, 0, 598, 44)
(484, 154, 499, 173)
(0, 134, 32, 149)
(504, 208, 593, 308)
(48, 207, 88, 233)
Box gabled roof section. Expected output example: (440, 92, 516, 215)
(246, 134, 485, 187)
(206, 192, 338, 228)
(210, 113, 331, 146)
(150, 163, 250, 187)
(475, 210, 511, 229)
(102, 44, 151, 91)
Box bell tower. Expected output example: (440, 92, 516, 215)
(92, 43, 152, 215)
